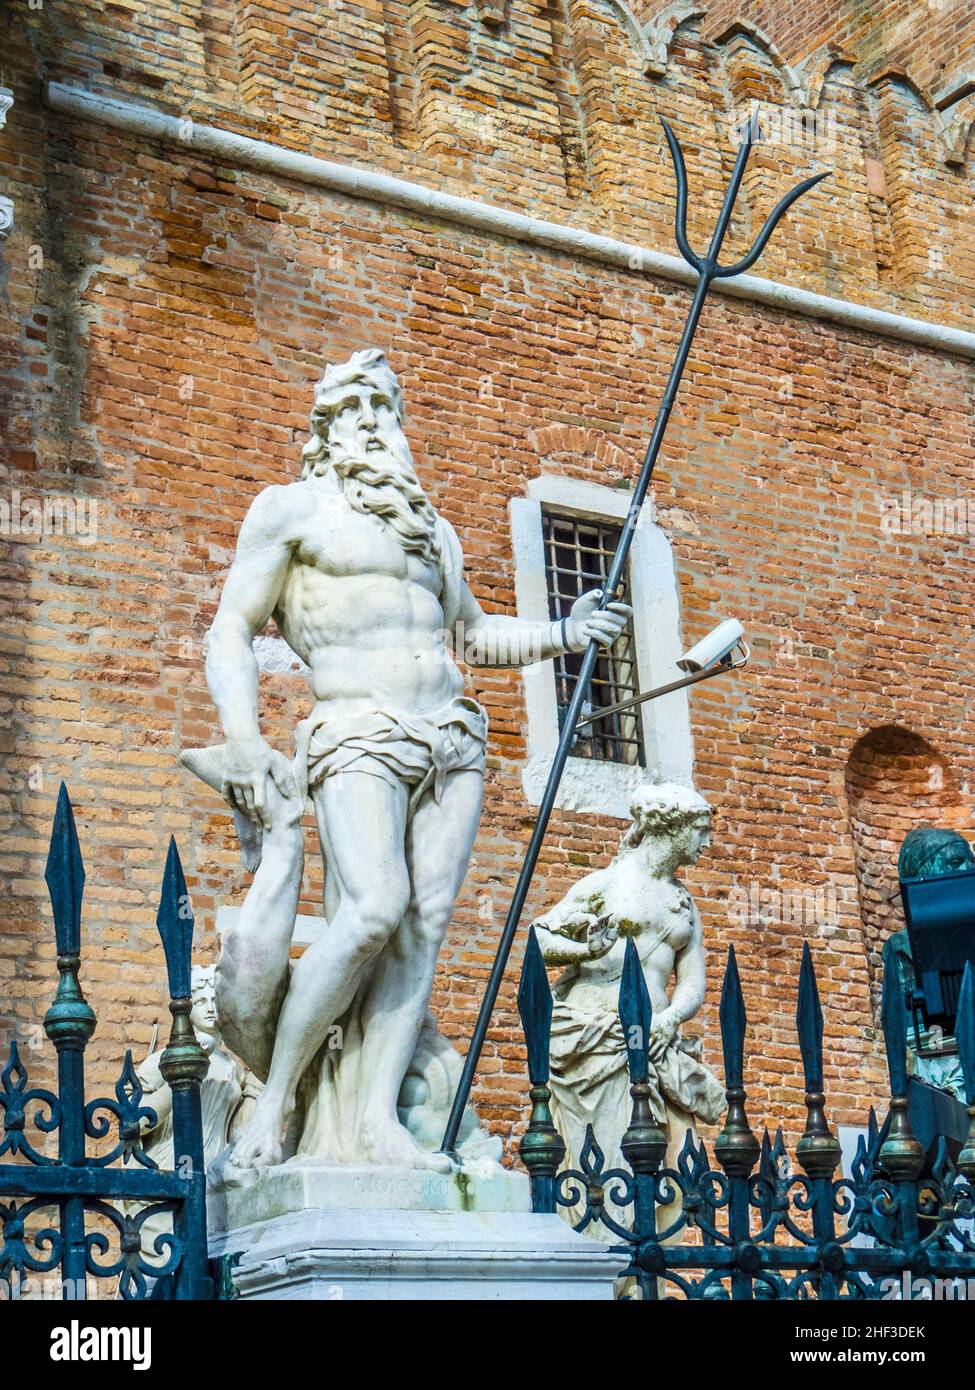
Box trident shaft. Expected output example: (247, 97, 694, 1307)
(440, 113, 828, 1156)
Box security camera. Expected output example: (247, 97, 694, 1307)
(677, 618, 746, 674)
(576, 616, 748, 732)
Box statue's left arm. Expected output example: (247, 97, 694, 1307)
(438, 511, 630, 667)
(648, 904, 707, 1060)
(454, 577, 631, 669)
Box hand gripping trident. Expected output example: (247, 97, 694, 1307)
(440, 112, 829, 1156)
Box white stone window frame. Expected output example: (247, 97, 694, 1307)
(511, 475, 693, 820)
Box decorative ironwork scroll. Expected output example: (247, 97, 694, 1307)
(0, 785, 213, 1300)
(518, 933, 975, 1300)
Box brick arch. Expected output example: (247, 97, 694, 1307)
(713, 21, 806, 109)
(845, 725, 969, 1013)
(529, 423, 632, 475)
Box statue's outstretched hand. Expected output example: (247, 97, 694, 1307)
(566, 589, 633, 652)
(585, 915, 620, 960)
(222, 738, 296, 830)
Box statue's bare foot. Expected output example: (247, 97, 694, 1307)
(229, 1103, 286, 1170)
(361, 1117, 457, 1173)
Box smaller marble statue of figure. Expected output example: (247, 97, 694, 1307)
(886, 825, 975, 1100)
(135, 965, 260, 1260)
(532, 782, 725, 1216)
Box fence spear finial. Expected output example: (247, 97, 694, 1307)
(618, 937, 667, 1176)
(714, 946, 759, 1177)
(516, 927, 565, 1209)
(879, 951, 924, 1182)
(795, 943, 840, 1178)
(43, 786, 95, 1054)
(45, 783, 85, 959)
(156, 837, 194, 1003)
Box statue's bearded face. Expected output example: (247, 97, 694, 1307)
(324, 382, 403, 468)
(306, 377, 440, 565)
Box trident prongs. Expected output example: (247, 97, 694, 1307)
(660, 118, 700, 271)
(661, 109, 829, 281)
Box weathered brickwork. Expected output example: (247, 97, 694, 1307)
(703, 0, 975, 101)
(2, 0, 975, 1159)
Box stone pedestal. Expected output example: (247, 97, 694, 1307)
(209, 1160, 620, 1300)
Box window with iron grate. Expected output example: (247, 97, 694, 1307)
(541, 509, 645, 767)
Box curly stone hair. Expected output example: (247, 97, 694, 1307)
(622, 780, 711, 848)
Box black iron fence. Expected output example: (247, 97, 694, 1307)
(6, 786, 974, 1303)
(0, 786, 212, 1300)
(517, 928, 975, 1299)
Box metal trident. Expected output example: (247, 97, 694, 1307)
(441, 112, 829, 1155)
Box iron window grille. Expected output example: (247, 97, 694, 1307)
(542, 509, 644, 767)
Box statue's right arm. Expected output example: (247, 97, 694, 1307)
(205, 487, 297, 828)
(533, 922, 592, 965)
(532, 890, 618, 963)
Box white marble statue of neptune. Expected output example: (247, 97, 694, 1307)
(183, 350, 630, 1172)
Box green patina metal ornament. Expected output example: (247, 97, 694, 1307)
(795, 943, 842, 1180)
(892, 825, 975, 1025)
(713, 946, 760, 1180)
(618, 939, 667, 1178)
(885, 824, 975, 1037)
(898, 825, 975, 880)
(516, 928, 567, 1212)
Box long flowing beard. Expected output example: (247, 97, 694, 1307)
(330, 447, 440, 565)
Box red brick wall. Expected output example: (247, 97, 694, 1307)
(703, 0, 975, 97)
(3, 1, 975, 1159)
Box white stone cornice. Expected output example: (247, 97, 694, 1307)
(43, 81, 975, 361)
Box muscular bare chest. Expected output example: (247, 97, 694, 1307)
(275, 496, 444, 655)
(293, 497, 437, 584)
